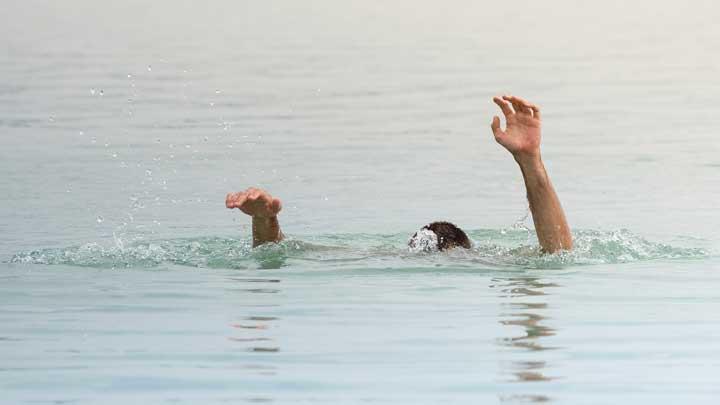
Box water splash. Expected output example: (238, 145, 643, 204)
(11, 237, 250, 269)
(464, 228, 708, 269)
(8, 229, 709, 270)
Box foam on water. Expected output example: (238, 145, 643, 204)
(9, 229, 708, 270)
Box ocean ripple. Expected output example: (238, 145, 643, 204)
(9, 229, 708, 270)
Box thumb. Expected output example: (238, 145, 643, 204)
(491, 116, 504, 140)
(271, 198, 282, 214)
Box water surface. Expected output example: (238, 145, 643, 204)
(2, 0, 720, 403)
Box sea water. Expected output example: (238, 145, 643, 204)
(2, 0, 720, 403)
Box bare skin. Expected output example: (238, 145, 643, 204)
(491, 95, 573, 253)
(225, 188, 284, 247)
(228, 94, 572, 253)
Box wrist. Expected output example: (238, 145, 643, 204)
(252, 215, 278, 225)
(514, 152, 550, 189)
(513, 151, 542, 168)
(251, 215, 282, 245)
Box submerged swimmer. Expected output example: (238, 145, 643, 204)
(226, 95, 573, 253)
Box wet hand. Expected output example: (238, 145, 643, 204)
(225, 187, 282, 218)
(491, 95, 542, 161)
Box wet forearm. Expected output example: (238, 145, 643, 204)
(515, 154, 572, 253)
(251, 216, 284, 247)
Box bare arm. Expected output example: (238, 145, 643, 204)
(226, 188, 284, 247)
(491, 95, 572, 253)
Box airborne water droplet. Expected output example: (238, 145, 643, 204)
(96, 215, 104, 224)
(147, 65, 152, 71)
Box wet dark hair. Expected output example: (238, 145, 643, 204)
(411, 221, 471, 251)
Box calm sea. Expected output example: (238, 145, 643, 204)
(2, 0, 719, 403)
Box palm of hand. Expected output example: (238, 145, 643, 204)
(239, 198, 279, 218)
(491, 95, 542, 157)
(226, 188, 282, 218)
(502, 114, 541, 155)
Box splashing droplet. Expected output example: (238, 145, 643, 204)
(96, 215, 104, 224)
(147, 65, 152, 71)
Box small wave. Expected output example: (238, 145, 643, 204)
(463, 229, 708, 269)
(8, 229, 709, 270)
(10, 237, 248, 269)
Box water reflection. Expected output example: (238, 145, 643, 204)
(227, 277, 281, 356)
(492, 276, 560, 402)
(499, 394, 551, 403)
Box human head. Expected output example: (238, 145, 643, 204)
(407, 221, 471, 252)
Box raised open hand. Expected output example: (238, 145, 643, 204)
(491, 95, 542, 159)
(225, 187, 282, 218)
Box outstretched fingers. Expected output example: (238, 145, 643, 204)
(527, 103, 541, 120)
(226, 192, 247, 209)
(493, 96, 514, 119)
(504, 95, 541, 120)
(502, 95, 524, 116)
(502, 95, 529, 117)
(246, 188, 262, 201)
